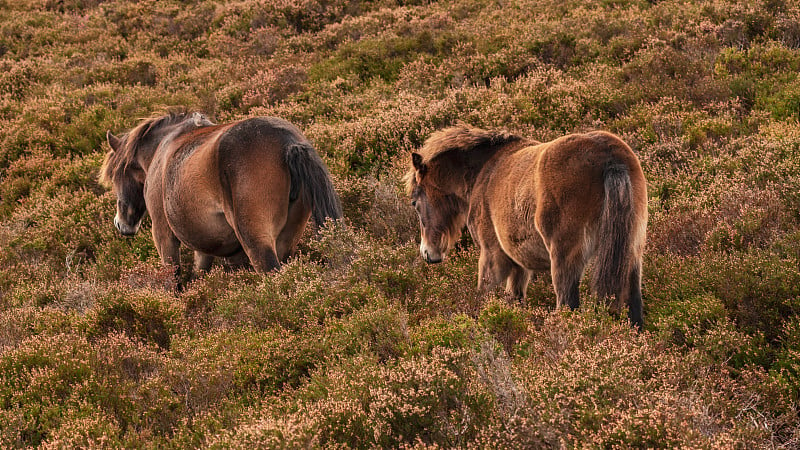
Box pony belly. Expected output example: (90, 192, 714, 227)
(170, 211, 241, 256)
(490, 202, 551, 272)
(499, 233, 551, 272)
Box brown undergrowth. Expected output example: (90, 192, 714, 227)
(1, 0, 799, 447)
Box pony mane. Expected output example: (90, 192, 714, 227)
(99, 109, 191, 187)
(404, 123, 523, 194)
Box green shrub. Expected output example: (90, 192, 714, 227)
(478, 299, 530, 355)
(86, 287, 184, 350)
(1, 0, 800, 447)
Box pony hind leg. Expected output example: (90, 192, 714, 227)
(236, 232, 281, 273)
(224, 173, 290, 273)
(231, 210, 284, 273)
(626, 262, 643, 329)
(275, 198, 312, 261)
(548, 238, 587, 311)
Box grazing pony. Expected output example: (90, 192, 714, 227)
(406, 125, 648, 327)
(100, 111, 341, 280)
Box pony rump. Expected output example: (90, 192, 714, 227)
(284, 143, 342, 227)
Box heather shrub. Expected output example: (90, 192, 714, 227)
(701, 251, 800, 344)
(478, 299, 531, 355)
(323, 302, 409, 362)
(0, 306, 77, 350)
(169, 327, 320, 404)
(408, 314, 482, 355)
(38, 407, 124, 450)
(508, 308, 777, 447)
(0, 334, 97, 447)
(211, 347, 496, 448)
(0, 332, 180, 447)
(2, 0, 800, 447)
(86, 286, 184, 350)
(774, 316, 800, 400)
(335, 175, 417, 244)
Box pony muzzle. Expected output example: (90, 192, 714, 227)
(114, 214, 141, 236)
(420, 241, 444, 264)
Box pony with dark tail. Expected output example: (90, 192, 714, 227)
(406, 125, 648, 327)
(284, 143, 342, 228)
(101, 112, 342, 281)
(592, 161, 644, 327)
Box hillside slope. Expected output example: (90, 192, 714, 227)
(1, 0, 799, 447)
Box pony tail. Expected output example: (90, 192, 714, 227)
(591, 162, 635, 299)
(284, 143, 343, 228)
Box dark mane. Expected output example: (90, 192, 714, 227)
(405, 123, 523, 194)
(418, 123, 523, 162)
(99, 110, 191, 187)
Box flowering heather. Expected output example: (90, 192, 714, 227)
(1, 0, 800, 447)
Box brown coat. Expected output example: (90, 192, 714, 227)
(101, 112, 341, 283)
(407, 125, 647, 327)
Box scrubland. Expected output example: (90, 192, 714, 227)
(1, 0, 800, 447)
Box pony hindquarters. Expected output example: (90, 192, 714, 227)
(219, 120, 342, 273)
(542, 154, 647, 328)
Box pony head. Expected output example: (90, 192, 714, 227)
(99, 111, 213, 236)
(405, 152, 468, 264)
(405, 124, 523, 264)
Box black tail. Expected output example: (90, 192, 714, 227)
(284, 143, 342, 228)
(592, 161, 635, 299)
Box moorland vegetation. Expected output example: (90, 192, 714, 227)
(1, 0, 800, 447)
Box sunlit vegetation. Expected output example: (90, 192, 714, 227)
(1, 0, 799, 446)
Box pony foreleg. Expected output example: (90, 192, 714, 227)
(193, 251, 214, 276)
(153, 229, 182, 290)
(478, 249, 526, 302)
(477, 251, 501, 294)
(505, 265, 531, 301)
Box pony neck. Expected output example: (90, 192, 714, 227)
(455, 140, 523, 200)
(135, 144, 158, 173)
(135, 120, 197, 172)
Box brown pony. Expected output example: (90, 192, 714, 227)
(406, 124, 648, 327)
(100, 111, 342, 280)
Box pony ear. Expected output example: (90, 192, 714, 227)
(412, 152, 427, 175)
(106, 131, 122, 152)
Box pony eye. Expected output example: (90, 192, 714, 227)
(411, 200, 417, 207)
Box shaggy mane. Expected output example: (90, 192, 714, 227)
(99, 109, 190, 187)
(404, 123, 523, 194)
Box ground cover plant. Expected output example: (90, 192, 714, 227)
(1, 0, 799, 447)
